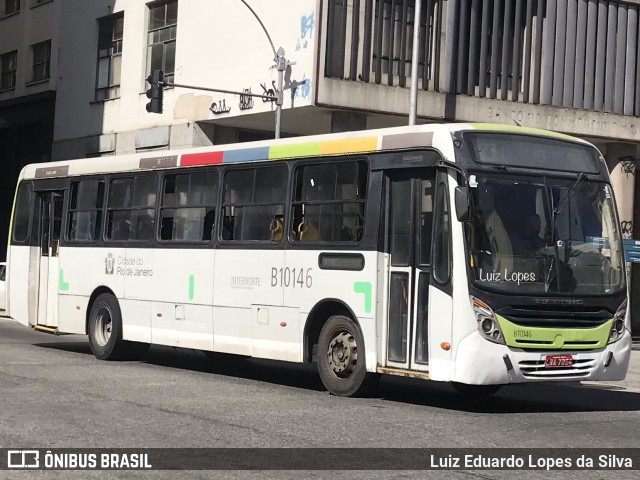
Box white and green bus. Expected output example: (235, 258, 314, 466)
(5, 123, 631, 396)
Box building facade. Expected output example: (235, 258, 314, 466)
(1, 0, 639, 332)
(0, 0, 59, 259)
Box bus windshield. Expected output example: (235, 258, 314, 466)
(466, 173, 625, 295)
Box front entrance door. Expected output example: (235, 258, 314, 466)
(36, 191, 65, 327)
(385, 170, 435, 371)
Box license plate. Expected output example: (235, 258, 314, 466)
(545, 354, 574, 368)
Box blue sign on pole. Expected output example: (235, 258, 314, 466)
(623, 239, 640, 263)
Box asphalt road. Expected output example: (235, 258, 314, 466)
(0, 318, 639, 480)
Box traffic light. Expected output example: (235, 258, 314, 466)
(145, 70, 164, 114)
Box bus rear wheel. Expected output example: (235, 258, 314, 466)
(88, 293, 132, 360)
(317, 315, 378, 397)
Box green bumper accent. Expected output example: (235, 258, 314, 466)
(495, 314, 612, 350)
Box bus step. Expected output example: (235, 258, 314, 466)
(33, 324, 59, 335)
(377, 367, 430, 380)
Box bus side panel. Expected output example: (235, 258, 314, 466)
(213, 249, 285, 357)
(427, 175, 463, 382)
(375, 252, 390, 369)
(427, 287, 453, 380)
(284, 250, 379, 371)
(212, 306, 251, 355)
(7, 245, 37, 327)
(124, 248, 214, 350)
(120, 299, 151, 343)
(251, 305, 301, 362)
(58, 295, 90, 334)
(57, 247, 126, 334)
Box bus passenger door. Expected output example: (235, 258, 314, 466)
(385, 170, 434, 372)
(36, 191, 65, 328)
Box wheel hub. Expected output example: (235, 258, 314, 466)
(327, 331, 357, 378)
(95, 307, 112, 347)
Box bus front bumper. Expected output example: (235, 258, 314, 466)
(453, 331, 632, 385)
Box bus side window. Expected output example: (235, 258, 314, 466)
(432, 177, 452, 284)
(160, 170, 217, 242)
(221, 166, 286, 242)
(106, 176, 156, 242)
(12, 182, 33, 244)
(292, 160, 367, 243)
(419, 179, 434, 266)
(67, 179, 105, 243)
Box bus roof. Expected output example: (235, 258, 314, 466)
(20, 123, 591, 181)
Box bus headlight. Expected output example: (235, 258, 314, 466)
(471, 296, 505, 345)
(608, 300, 627, 344)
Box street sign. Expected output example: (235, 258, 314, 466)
(623, 239, 640, 263)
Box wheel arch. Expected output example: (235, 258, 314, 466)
(303, 298, 360, 362)
(85, 286, 117, 334)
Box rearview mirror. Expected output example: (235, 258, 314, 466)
(454, 186, 473, 222)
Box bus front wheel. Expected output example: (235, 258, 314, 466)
(317, 315, 378, 397)
(88, 293, 131, 360)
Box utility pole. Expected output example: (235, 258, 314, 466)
(409, 0, 422, 126)
(239, 0, 287, 139)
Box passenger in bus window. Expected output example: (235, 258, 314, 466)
(112, 218, 131, 241)
(222, 216, 234, 240)
(513, 213, 545, 255)
(202, 210, 215, 241)
(136, 216, 154, 240)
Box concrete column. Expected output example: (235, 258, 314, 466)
(605, 143, 638, 336)
(633, 169, 640, 338)
(605, 143, 636, 241)
(331, 111, 367, 133)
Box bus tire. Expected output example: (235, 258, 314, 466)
(87, 293, 129, 360)
(317, 315, 378, 397)
(451, 382, 502, 397)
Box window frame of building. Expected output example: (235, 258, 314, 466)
(2, 0, 20, 17)
(30, 40, 51, 83)
(95, 12, 124, 101)
(146, 0, 177, 83)
(0, 50, 17, 91)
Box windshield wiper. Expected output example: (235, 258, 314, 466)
(546, 172, 585, 292)
(543, 254, 556, 293)
(552, 172, 586, 216)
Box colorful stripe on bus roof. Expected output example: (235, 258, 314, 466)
(21, 123, 591, 180)
(179, 136, 379, 166)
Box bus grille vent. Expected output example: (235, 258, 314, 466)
(514, 339, 600, 347)
(518, 358, 596, 379)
